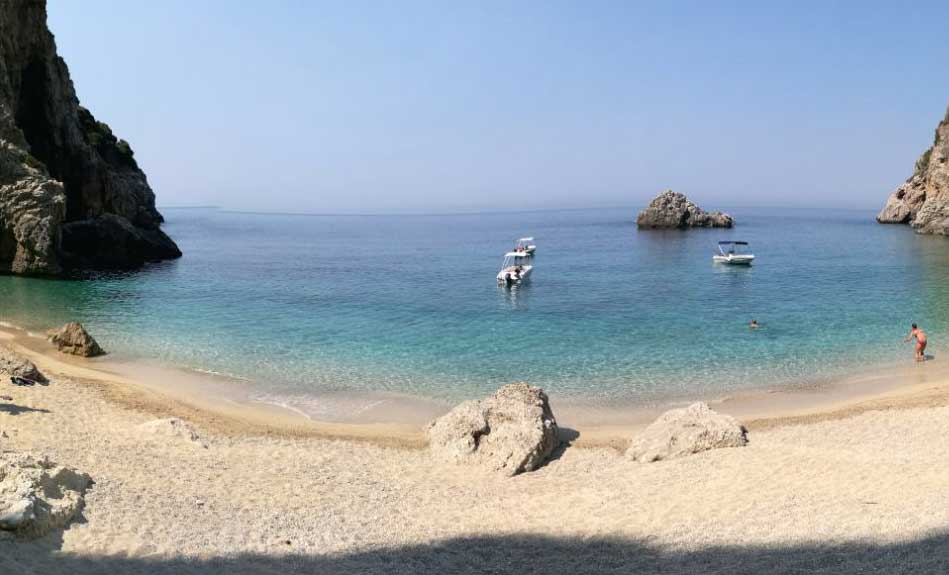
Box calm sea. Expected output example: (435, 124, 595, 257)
(2, 207, 947, 411)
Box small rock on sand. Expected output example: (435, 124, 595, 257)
(0, 345, 46, 382)
(0, 452, 92, 539)
(427, 383, 560, 476)
(138, 417, 208, 448)
(627, 402, 748, 462)
(46, 322, 105, 357)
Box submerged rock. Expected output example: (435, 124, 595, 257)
(428, 383, 560, 476)
(0, 1, 180, 275)
(627, 402, 747, 462)
(0, 452, 91, 539)
(47, 322, 105, 357)
(878, 106, 949, 234)
(0, 345, 46, 382)
(137, 418, 207, 448)
(637, 190, 733, 229)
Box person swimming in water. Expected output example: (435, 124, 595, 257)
(904, 323, 928, 362)
(749, 319, 759, 329)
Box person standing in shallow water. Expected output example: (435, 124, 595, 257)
(905, 323, 928, 362)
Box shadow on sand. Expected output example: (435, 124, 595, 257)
(3, 531, 948, 574)
(0, 403, 50, 416)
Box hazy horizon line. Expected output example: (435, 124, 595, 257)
(157, 203, 883, 218)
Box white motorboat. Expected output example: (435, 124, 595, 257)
(514, 237, 536, 255)
(713, 241, 755, 265)
(497, 251, 533, 285)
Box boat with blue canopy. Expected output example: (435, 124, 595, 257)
(713, 241, 754, 265)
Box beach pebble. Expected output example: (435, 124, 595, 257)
(428, 383, 560, 476)
(627, 402, 748, 462)
(137, 417, 208, 448)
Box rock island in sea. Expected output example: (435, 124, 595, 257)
(636, 190, 733, 229)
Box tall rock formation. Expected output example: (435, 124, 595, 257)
(0, 0, 180, 275)
(637, 190, 733, 229)
(878, 106, 949, 234)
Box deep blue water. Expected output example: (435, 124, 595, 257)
(2, 207, 948, 406)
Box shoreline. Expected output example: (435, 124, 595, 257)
(3, 323, 948, 448)
(0, 327, 430, 448)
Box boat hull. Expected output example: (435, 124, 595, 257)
(713, 254, 754, 265)
(497, 266, 533, 284)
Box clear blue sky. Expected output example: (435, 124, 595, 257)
(48, 0, 949, 214)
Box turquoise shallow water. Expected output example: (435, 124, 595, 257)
(2, 207, 949, 407)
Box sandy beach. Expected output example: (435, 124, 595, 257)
(1, 326, 948, 574)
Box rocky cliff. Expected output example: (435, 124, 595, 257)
(877, 106, 949, 234)
(0, 0, 179, 275)
(637, 190, 733, 229)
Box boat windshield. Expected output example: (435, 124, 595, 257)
(718, 241, 749, 256)
(501, 252, 532, 268)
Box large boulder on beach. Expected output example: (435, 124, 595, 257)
(627, 402, 747, 462)
(0, 345, 46, 382)
(46, 322, 105, 357)
(428, 383, 560, 476)
(0, 452, 91, 539)
(637, 190, 733, 229)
